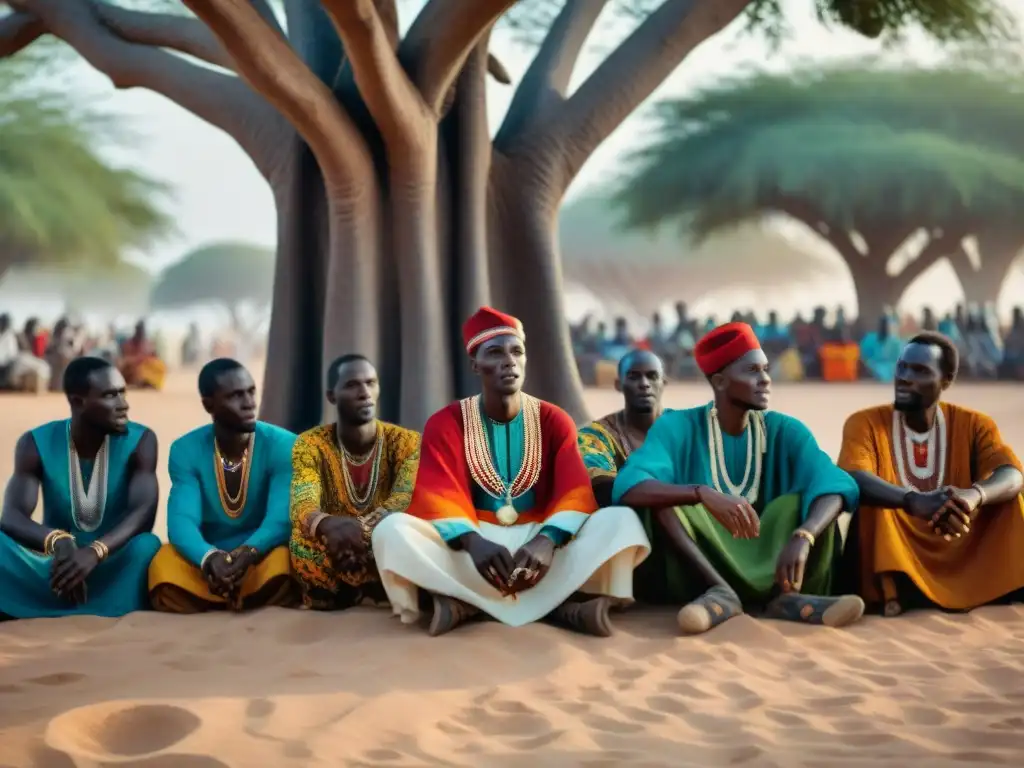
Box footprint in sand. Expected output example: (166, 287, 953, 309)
(163, 656, 205, 673)
(52, 703, 201, 757)
(99, 756, 229, 768)
(0, 684, 21, 694)
(28, 744, 76, 768)
(277, 616, 334, 646)
(28, 672, 85, 687)
(245, 698, 276, 719)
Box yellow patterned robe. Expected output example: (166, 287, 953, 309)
(289, 422, 420, 608)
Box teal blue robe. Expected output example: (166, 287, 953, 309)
(612, 405, 859, 603)
(0, 420, 161, 618)
(166, 421, 295, 566)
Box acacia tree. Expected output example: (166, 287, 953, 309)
(150, 241, 276, 329)
(0, 0, 1009, 431)
(615, 63, 1024, 323)
(0, 52, 170, 281)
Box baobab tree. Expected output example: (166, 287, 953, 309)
(0, 0, 1009, 431)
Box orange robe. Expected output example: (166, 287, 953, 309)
(839, 402, 1024, 610)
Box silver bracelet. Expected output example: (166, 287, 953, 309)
(971, 483, 988, 507)
(200, 548, 227, 570)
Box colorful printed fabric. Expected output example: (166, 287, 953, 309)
(578, 415, 628, 483)
(406, 397, 598, 542)
(289, 422, 420, 608)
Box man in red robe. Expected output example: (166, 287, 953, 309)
(372, 307, 650, 636)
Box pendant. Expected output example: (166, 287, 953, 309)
(496, 504, 519, 526)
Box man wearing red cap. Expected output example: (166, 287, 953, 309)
(372, 307, 650, 637)
(613, 322, 865, 635)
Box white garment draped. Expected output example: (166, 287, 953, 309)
(372, 506, 651, 627)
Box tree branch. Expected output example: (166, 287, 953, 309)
(550, 0, 750, 186)
(0, 10, 43, 57)
(496, 0, 609, 147)
(89, 0, 234, 70)
(894, 228, 963, 292)
(182, 0, 370, 186)
(321, 0, 430, 148)
(401, 0, 519, 116)
(8, 0, 288, 181)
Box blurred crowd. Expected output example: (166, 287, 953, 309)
(0, 314, 263, 394)
(572, 302, 1024, 385)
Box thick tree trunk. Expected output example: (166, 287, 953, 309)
(489, 153, 589, 424)
(953, 232, 1022, 307)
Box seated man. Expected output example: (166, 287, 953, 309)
(290, 354, 420, 609)
(613, 322, 865, 635)
(578, 349, 668, 506)
(373, 307, 650, 637)
(0, 357, 161, 618)
(149, 359, 297, 612)
(838, 332, 1024, 615)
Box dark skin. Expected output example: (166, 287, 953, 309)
(592, 351, 665, 506)
(200, 366, 260, 601)
(852, 341, 1024, 538)
(452, 334, 553, 596)
(0, 367, 158, 604)
(619, 348, 846, 595)
(316, 359, 381, 570)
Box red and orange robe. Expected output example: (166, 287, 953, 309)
(371, 395, 650, 626)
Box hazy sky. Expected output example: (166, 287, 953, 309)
(24, 1, 1024, 318)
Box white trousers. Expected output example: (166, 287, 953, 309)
(371, 506, 651, 627)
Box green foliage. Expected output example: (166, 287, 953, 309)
(150, 241, 276, 311)
(0, 55, 173, 276)
(613, 63, 1024, 238)
(504, 0, 1014, 47)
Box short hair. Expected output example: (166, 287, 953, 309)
(907, 331, 960, 381)
(617, 349, 663, 380)
(198, 358, 246, 398)
(63, 356, 114, 397)
(326, 353, 370, 390)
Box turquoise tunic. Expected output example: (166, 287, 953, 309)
(612, 405, 859, 604)
(166, 421, 295, 567)
(0, 420, 161, 618)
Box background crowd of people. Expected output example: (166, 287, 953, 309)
(0, 313, 263, 394)
(573, 302, 1024, 385)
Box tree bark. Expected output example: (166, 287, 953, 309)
(11, 0, 762, 433)
(951, 231, 1023, 306)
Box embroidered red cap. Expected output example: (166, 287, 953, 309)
(694, 322, 761, 375)
(463, 306, 525, 356)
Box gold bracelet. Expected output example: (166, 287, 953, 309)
(793, 529, 816, 547)
(44, 530, 74, 555)
(89, 540, 109, 561)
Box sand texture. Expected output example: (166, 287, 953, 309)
(1, 374, 1023, 767)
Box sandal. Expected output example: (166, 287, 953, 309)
(765, 593, 864, 628)
(676, 585, 743, 635)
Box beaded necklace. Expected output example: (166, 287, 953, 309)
(705, 402, 765, 504)
(461, 394, 542, 525)
(337, 422, 384, 512)
(66, 420, 110, 532)
(891, 407, 946, 491)
(214, 432, 254, 518)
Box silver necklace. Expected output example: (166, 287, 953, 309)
(66, 420, 110, 532)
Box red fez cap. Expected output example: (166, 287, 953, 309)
(462, 306, 525, 355)
(694, 322, 761, 375)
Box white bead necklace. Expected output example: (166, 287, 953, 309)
(891, 407, 946, 489)
(66, 420, 110, 532)
(706, 402, 766, 504)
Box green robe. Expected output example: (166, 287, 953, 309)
(611, 404, 859, 604)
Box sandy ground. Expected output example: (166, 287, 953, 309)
(1, 373, 1023, 767)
